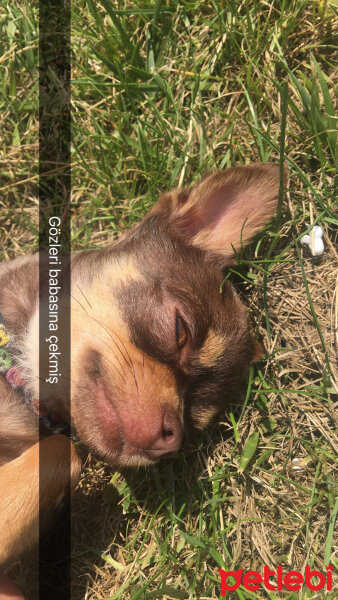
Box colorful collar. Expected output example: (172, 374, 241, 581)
(0, 313, 69, 434)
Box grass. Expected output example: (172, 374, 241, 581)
(1, 0, 337, 598)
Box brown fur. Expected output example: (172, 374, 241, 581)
(0, 163, 285, 586)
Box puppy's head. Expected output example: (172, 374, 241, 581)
(69, 163, 284, 466)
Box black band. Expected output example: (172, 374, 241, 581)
(39, 1, 71, 599)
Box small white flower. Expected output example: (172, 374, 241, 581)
(291, 458, 302, 471)
(290, 457, 311, 472)
(300, 224, 324, 256)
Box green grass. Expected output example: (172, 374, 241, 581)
(1, 1, 337, 599)
(0, 1, 38, 257)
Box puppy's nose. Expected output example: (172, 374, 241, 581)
(123, 405, 182, 459)
(146, 408, 183, 459)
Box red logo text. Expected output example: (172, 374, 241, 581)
(219, 564, 333, 596)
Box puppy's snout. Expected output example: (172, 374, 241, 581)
(123, 405, 182, 460)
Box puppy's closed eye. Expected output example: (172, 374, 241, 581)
(176, 311, 187, 350)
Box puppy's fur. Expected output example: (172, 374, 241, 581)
(0, 163, 284, 571)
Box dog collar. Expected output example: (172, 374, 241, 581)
(0, 313, 69, 434)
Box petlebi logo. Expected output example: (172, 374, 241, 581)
(218, 564, 334, 596)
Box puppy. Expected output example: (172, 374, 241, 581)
(0, 163, 284, 582)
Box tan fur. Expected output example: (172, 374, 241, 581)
(198, 329, 227, 368)
(0, 435, 81, 565)
(0, 379, 38, 465)
(193, 405, 219, 430)
(110, 255, 143, 284)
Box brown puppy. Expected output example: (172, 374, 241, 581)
(0, 163, 284, 580)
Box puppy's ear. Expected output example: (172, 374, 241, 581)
(168, 163, 286, 260)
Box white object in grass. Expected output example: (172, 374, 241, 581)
(300, 225, 324, 256)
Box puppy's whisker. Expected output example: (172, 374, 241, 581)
(156, 372, 171, 386)
(132, 370, 140, 404)
(104, 330, 133, 372)
(75, 285, 93, 310)
(105, 329, 134, 372)
(69, 294, 88, 315)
